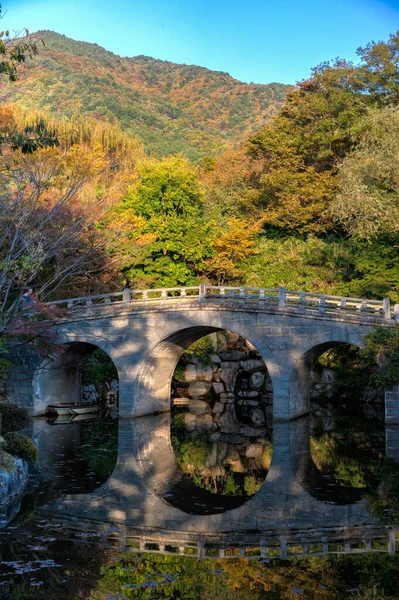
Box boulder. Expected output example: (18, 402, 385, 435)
(188, 399, 211, 415)
(210, 354, 222, 364)
(219, 404, 239, 434)
(196, 364, 213, 381)
(221, 361, 240, 370)
(212, 382, 225, 395)
(239, 425, 265, 438)
(184, 364, 197, 382)
(225, 332, 240, 347)
(220, 392, 235, 404)
(245, 444, 264, 459)
(183, 413, 197, 432)
(219, 350, 248, 361)
(237, 390, 259, 398)
(195, 414, 213, 431)
(250, 372, 265, 390)
(240, 360, 266, 373)
(212, 401, 224, 414)
(188, 380, 211, 397)
(250, 407, 265, 426)
(220, 367, 239, 392)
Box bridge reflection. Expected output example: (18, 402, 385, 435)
(36, 412, 399, 557)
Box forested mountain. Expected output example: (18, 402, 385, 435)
(0, 30, 291, 161)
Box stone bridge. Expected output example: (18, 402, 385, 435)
(6, 284, 399, 427)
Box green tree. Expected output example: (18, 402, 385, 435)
(113, 155, 211, 287)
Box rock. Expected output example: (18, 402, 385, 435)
(212, 382, 225, 395)
(220, 367, 239, 392)
(183, 413, 197, 432)
(210, 432, 221, 442)
(219, 350, 248, 361)
(245, 444, 264, 459)
(250, 372, 265, 390)
(196, 364, 213, 381)
(210, 354, 222, 364)
(110, 379, 119, 390)
(239, 399, 259, 406)
(195, 414, 213, 431)
(0, 458, 28, 505)
(237, 390, 259, 398)
(219, 404, 239, 434)
(188, 380, 211, 397)
(221, 361, 240, 370)
(188, 399, 211, 415)
(239, 425, 265, 438)
(264, 381, 273, 393)
(220, 392, 235, 403)
(250, 407, 265, 425)
(240, 360, 266, 373)
(225, 332, 240, 346)
(212, 401, 224, 414)
(184, 364, 197, 382)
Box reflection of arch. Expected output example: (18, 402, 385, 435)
(135, 324, 275, 417)
(289, 334, 362, 418)
(33, 340, 119, 415)
(290, 416, 363, 504)
(134, 413, 270, 515)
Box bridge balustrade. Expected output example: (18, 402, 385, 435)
(48, 283, 393, 321)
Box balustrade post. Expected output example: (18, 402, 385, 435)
(199, 282, 206, 303)
(383, 297, 391, 319)
(388, 530, 396, 555)
(360, 299, 368, 313)
(67, 300, 73, 308)
(161, 289, 168, 300)
(394, 304, 399, 321)
(319, 296, 326, 313)
(299, 292, 306, 312)
(278, 286, 286, 308)
(85, 298, 93, 316)
(180, 288, 187, 297)
(123, 287, 132, 303)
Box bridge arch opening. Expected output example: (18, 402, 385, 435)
(33, 341, 119, 417)
(136, 328, 274, 511)
(31, 342, 119, 494)
(290, 342, 385, 503)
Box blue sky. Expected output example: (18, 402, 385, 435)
(6, 0, 399, 84)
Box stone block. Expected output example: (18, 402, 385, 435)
(188, 380, 211, 397)
(188, 399, 211, 415)
(212, 382, 225, 395)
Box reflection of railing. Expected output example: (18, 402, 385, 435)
(49, 283, 395, 321)
(120, 529, 399, 561)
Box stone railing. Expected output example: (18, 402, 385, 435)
(49, 283, 395, 320)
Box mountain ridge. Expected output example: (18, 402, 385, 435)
(1, 30, 292, 161)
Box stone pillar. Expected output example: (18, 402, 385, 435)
(386, 385, 399, 425)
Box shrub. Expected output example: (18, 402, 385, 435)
(0, 404, 31, 433)
(3, 432, 38, 462)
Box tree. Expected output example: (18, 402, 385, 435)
(0, 5, 59, 153)
(330, 107, 399, 239)
(111, 155, 211, 287)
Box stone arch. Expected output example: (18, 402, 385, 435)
(33, 336, 120, 415)
(289, 329, 364, 419)
(134, 316, 277, 418)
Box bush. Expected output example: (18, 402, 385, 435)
(3, 432, 38, 462)
(0, 404, 31, 433)
(81, 348, 118, 386)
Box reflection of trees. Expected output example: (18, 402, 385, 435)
(171, 429, 272, 498)
(80, 419, 118, 480)
(91, 551, 399, 600)
(310, 428, 383, 490)
(367, 459, 399, 524)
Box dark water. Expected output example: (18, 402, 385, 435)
(0, 413, 398, 599)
